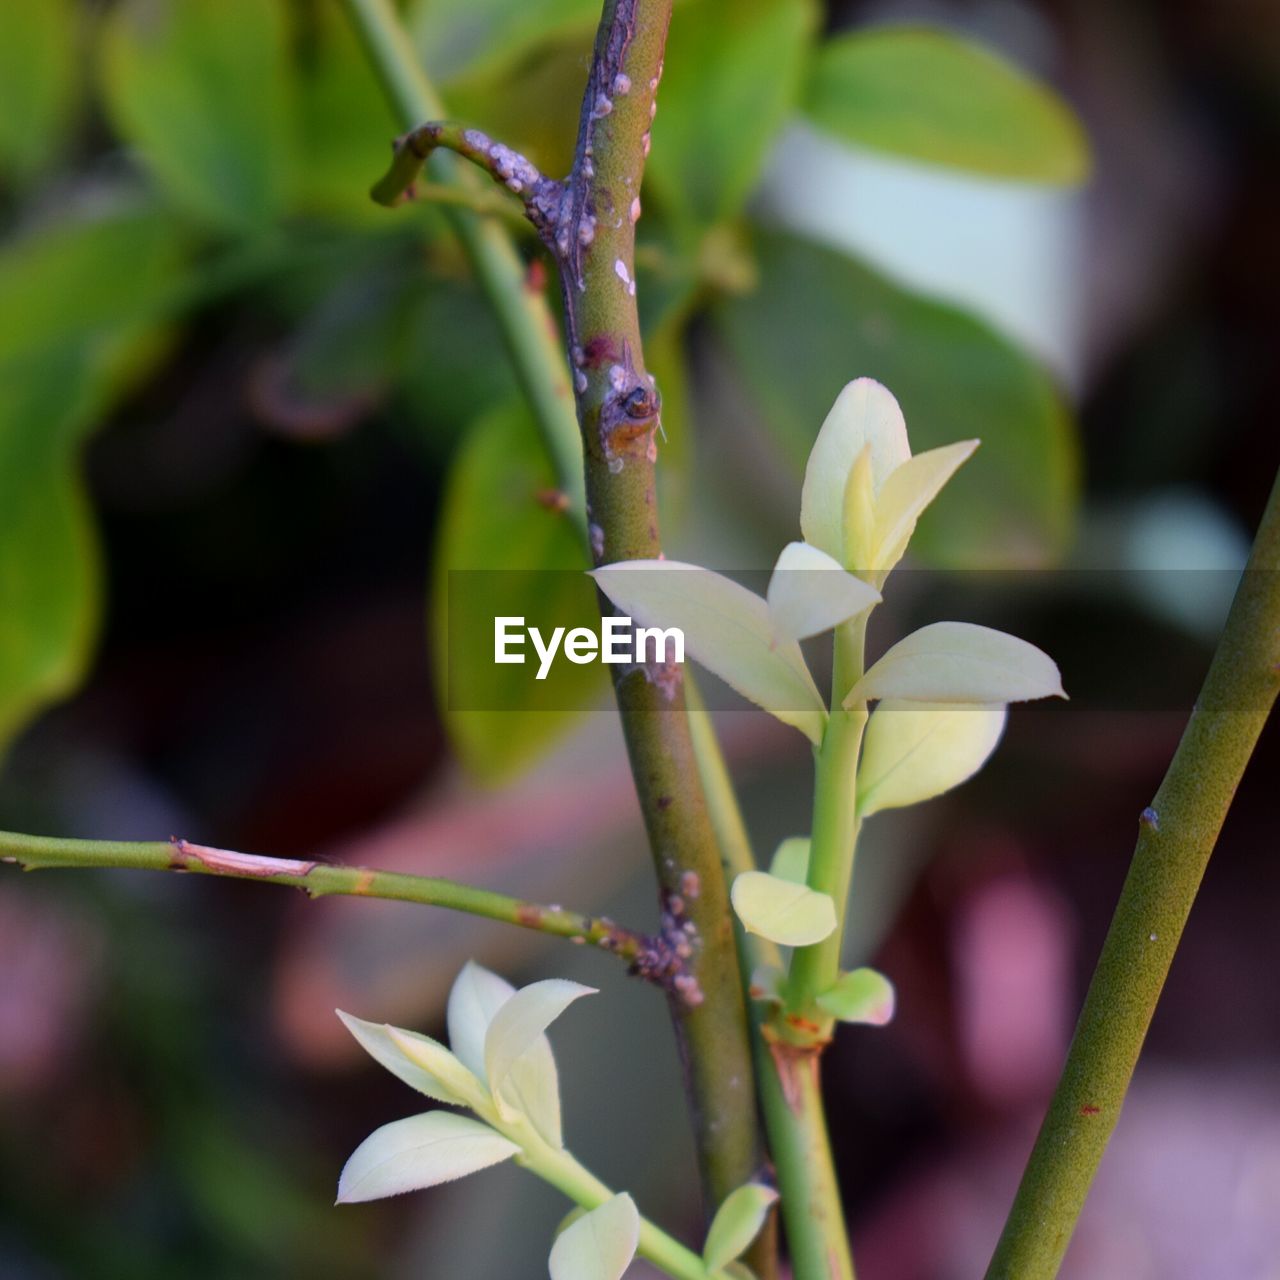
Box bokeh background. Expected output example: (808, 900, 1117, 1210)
(1, 1, 1277, 1277)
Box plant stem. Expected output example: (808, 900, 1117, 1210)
(339, 0, 584, 516)
(522, 1139, 712, 1280)
(788, 618, 869, 1026)
(688, 692, 855, 1280)
(986, 470, 1280, 1279)
(0, 830, 646, 961)
(756, 1054, 854, 1280)
(562, 0, 763, 1221)
(346, 0, 766, 1238)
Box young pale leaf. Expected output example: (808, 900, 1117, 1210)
(858, 701, 1006, 815)
(448, 961, 565, 1146)
(447, 960, 517, 1080)
(703, 1183, 780, 1272)
(591, 561, 826, 743)
(731, 871, 837, 947)
(766, 541, 880, 643)
(386, 1026, 490, 1112)
(548, 1192, 641, 1280)
(337, 1011, 474, 1108)
(805, 26, 1090, 185)
(768, 837, 811, 885)
(841, 444, 876, 570)
(722, 1265, 758, 1280)
(484, 979, 595, 1104)
(872, 440, 979, 572)
(815, 968, 896, 1026)
(846, 622, 1065, 707)
(801, 379, 911, 559)
(336, 1112, 519, 1204)
(555, 1205, 589, 1239)
(715, 233, 1078, 569)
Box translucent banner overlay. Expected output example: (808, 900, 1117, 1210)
(443, 569, 1272, 713)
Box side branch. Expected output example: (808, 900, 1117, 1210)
(987, 471, 1280, 1278)
(372, 122, 565, 242)
(0, 830, 646, 963)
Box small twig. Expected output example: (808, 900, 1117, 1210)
(372, 122, 565, 240)
(341, 0, 585, 517)
(986, 469, 1280, 1278)
(0, 830, 647, 962)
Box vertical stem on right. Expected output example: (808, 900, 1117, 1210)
(987, 471, 1280, 1278)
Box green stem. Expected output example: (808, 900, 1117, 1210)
(339, 0, 584, 517)
(346, 0, 766, 1240)
(986, 470, 1280, 1279)
(788, 618, 869, 1025)
(522, 1138, 712, 1280)
(688, 691, 854, 1280)
(0, 830, 645, 961)
(550, 0, 765, 1223)
(756, 1055, 854, 1280)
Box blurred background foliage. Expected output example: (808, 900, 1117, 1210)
(0, 1, 1277, 1278)
(0, 0, 1089, 775)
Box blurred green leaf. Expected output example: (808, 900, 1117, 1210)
(0, 202, 187, 756)
(805, 26, 1090, 185)
(0, 458, 100, 756)
(0, 0, 78, 184)
(399, 277, 521, 451)
(715, 232, 1077, 566)
(431, 404, 600, 780)
(647, 0, 816, 230)
(411, 0, 598, 86)
(445, 33, 590, 178)
(0, 201, 186, 371)
(0, 201, 188, 507)
(253, 260, 415, 439)
(0, 353, 100, 515)
(294, 5, 402, 222)
(101, 0, 295, 229)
